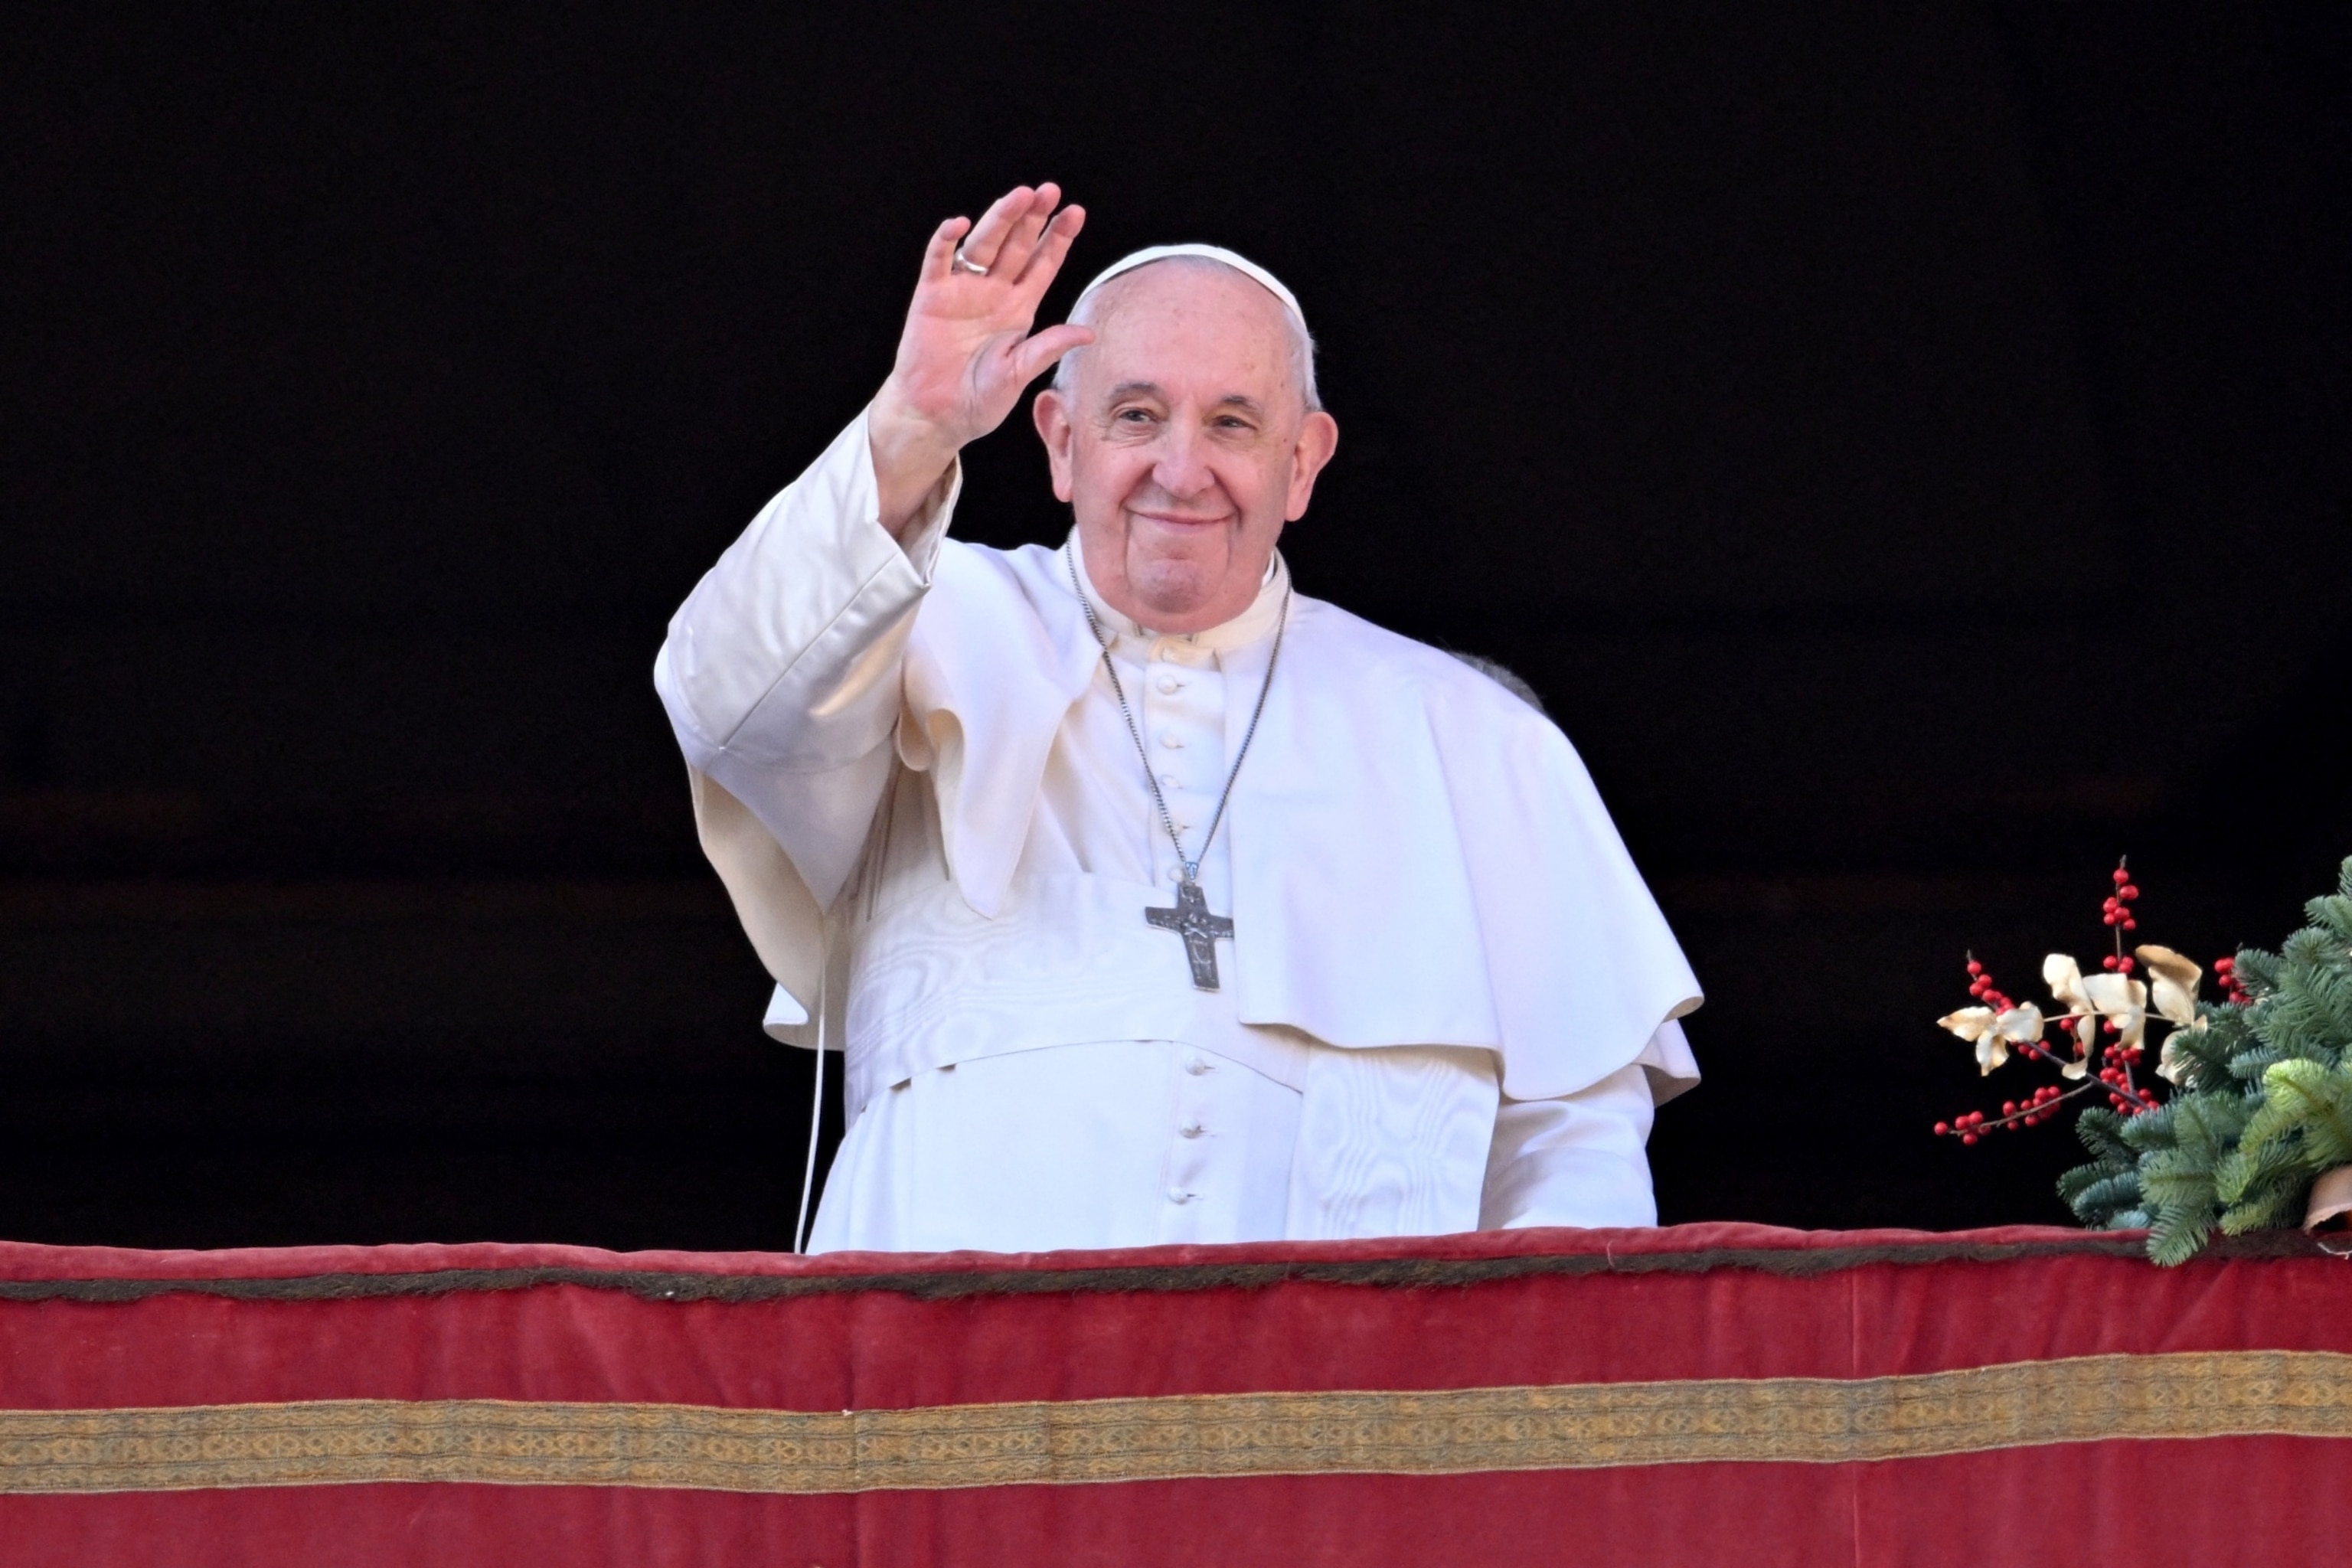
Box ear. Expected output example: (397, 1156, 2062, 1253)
(1032, 388, 1076, 503)
(1282, 410, 1340, 521)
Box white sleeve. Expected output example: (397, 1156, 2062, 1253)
(1478, 1059, 1659, 1230)
(652, 407, 958, 910)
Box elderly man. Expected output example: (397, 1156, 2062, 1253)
(655, 184, 1701, 1254)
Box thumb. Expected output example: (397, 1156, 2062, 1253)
(1009, 323, 1095, 387)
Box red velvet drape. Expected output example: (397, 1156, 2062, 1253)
(2, 1223, 2344, 1565)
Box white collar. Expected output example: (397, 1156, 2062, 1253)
(1061, 530, 1290, 657)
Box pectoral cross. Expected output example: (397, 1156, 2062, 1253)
(1145, 877, 1236, 991)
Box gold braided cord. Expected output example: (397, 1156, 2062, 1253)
(5, 1351, 2350, 1496)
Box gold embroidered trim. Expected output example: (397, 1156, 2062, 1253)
(5, 1351, 2347, 1496)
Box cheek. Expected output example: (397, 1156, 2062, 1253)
(1077, 446, 1156, 501)
(1214, 454, 1281, 518)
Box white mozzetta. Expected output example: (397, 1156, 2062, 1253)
(655, 408, 1703, 1250)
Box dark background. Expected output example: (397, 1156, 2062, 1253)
(5, 5, 2345, 1250)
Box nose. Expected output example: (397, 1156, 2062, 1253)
(1150, 421, 1214, 501)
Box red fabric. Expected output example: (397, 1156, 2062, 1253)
(2, 1223, 2344, 1566)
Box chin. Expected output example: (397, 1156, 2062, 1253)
(1130, 568, 1214, 622)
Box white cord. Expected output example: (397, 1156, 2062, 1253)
(792, 968, 827, 1254)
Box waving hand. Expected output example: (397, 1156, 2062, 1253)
(869, 185, 1089, 537)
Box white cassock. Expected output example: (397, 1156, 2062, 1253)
(655, 409, 1704, 1253)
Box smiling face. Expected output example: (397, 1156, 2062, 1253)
(1032, 262, 1338, 633)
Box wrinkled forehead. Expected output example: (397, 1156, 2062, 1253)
(1076, 262, 1301, 393)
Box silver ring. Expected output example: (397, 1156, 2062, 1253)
(952, 248, 990, 276)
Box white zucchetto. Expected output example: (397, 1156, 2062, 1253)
(1070, 243, 1308, 334)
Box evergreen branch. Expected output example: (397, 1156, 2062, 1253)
(2062, 1168, 2142, 1227)
(2305, 857, 2352, 945)
(2219, 1178, 2309, 1236)
(2239, 1059, 2352, 1174)
(2071, 1106, 2135, 1167)
(2234, 946, 2285, 999)
(2272, 929, 2352, 1050)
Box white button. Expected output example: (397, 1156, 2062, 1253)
(1167, 1187, 1191, 1204)
(1158, 730, 1184, 749)
(1158, 772, 1181, 788)
(1183, 1053, 1210, 1076)
(1179, 1121, 1204, 1138)
(1157, 675, 1182, 694)
(1166, 866, 1185, 884)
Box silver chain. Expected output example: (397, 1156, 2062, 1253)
(1067, 550, 1289, 885)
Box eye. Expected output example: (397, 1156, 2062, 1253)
(1114, 407, 1157, 423)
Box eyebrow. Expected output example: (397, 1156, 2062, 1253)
(1104, 382, 1269, 420)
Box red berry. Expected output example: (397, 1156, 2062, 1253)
(2216, 956, 2235, 974)
(2122, 884, 2140, 900)
(1935, 1121, 1951, 1135)
(2113, 868, 2130, 885)
(2124, 919, 2138, 930)
(1966, 960, 1984, 976)
(2102, 955, 2118, 971)
(2118, 957, 2135, 974)
(1962, 1133, 1978, 1145)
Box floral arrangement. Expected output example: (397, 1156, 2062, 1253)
(1932, 855, 2352, 1264)
(1932, 861, 2216, 1145)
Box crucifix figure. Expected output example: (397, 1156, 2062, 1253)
(1145, 877, 1236, 991)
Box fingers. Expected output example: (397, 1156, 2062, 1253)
(1008, 322, 1095, 387)
(956, 185, 1040, 274)
(952, 181, 1080, 279)
(920, 215, 973, 283)
(1011, 203, 1086, 296)
(987, 183, 1064, 283)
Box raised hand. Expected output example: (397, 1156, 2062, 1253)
(869, 185, 1089, 537)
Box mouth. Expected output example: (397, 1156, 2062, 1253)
(1129, 510, 1230, 531)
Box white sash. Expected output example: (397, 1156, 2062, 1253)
(842, 871, 1316, 1117)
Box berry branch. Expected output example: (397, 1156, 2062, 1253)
(1932, 858, 2213, 1148)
